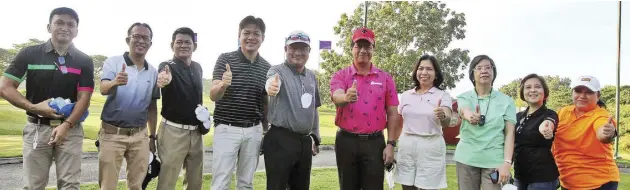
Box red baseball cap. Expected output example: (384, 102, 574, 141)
(352, 27, 375, 44)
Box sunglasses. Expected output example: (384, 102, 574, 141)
(58, 56, 68, 74)
(287, 34, 310, 42)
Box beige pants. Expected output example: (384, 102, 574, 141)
(97, 122, 149, 190)
(156, 121, 204, 190)
(455, 162, 502, 190)
(22, 122, 84, 190)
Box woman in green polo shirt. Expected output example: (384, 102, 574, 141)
(455, 55, 517, 190)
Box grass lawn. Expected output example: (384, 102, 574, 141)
(46, 165, 630, 190)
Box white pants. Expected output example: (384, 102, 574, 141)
(211, 123, 263, 190)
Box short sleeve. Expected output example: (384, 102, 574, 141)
(385, 75, 399, 107)
(503, 98, 517, 125)
(456, 92, 472, 113)
(152, 82, 160, 99)
(101, 57, 117, 81)
(78, 57, 95, 92)
(397, 93, 405, 114)
(440, 91, 453, 111)
(4, 48, 30, 83)
(545, 110, 559, 133)
(329, 70, 346, 95)
(592, 111, 616, 133)
(212, 54, 227, 81)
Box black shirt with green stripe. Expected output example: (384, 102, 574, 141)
(3, 40, 94, 118)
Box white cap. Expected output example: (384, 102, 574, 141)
(285, 30, 310, 46)
(571, 75, 601, 91)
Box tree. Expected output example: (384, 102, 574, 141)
(0, 39, 46, 74)
(318, 1, 470, 107)
(600, 85, 630, 106)
(90, 55, 107, 81)
(498, 75, 572, 111)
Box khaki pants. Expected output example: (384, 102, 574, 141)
(22, 122, 83, 190)
(455, 162, 502, 190)
(211, 124, 263, 190)
(156, 121, 204, 190)
(98, 122, 149, 190)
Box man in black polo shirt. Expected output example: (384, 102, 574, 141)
(156, 27, 206, 190)
(0, 7, 94, 189)
(210, 15, 271, 190)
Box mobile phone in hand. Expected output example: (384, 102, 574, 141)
(489, 170, 499, 184)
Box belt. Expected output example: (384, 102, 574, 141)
(28, 116, 64, 126)
(163, 119, 197, 130)
(216, 120, 259, 128)
(338, 128, 383, 140)
(271, 124, 310, 136)
(101, 122, 146, 136)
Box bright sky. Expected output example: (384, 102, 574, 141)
(1, 0, 628, 96)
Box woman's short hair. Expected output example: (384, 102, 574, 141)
(412, 55, 444, 90)
(519, 73, 550, 105)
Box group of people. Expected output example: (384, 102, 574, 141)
(0, 6, 622, 190)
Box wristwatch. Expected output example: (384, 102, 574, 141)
(387, 140, 397, 147)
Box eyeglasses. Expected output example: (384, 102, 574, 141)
(474, 65, 493, 71)
(129, 34, 151, 42)
(58, 56, 67, 74)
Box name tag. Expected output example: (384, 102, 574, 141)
(370, 81, 382, 85)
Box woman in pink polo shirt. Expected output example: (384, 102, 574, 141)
(395, 55, 453, 190)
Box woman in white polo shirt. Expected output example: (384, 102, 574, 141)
(395, 55, 453, 190)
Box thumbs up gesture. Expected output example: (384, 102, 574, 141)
(345, 80, 358, 103)
(267, 73, 281, 96)
(600, 116, 616, 139)
(157, 65, 172, 88)
(222, 64, 232, 86)
(464, 105, 481, 125)
(115, 63, 128, 86)
(539, 120, 554, 139)
(434, 99, 446, 121)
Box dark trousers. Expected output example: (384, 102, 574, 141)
(561, 181, 618, 190)
(263, 126, 313, 190)
(335, 130, 385, 190)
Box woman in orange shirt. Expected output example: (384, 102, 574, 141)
(552, 75, 619, 190)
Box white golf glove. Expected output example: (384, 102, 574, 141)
(195, 104, 211, 129)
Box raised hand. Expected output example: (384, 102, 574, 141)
(115, 63, 128, 86)
(345, 80, 358, 103)
(539, 120, 554, 139)
(267, 73, 281, 96)
(222, 64, 232, 86)
(157, 65, 172, 88)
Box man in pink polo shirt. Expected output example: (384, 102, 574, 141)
(330, 27, 400, 190)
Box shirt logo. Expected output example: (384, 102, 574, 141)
(370, 81, 382, 85)
(581, 78, 591, 82)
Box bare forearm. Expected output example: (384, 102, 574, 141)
(440, 108, 452, 127)
(386, 112, 399, 141)
(210, 84, 227, 101)
(262, 97, 269, 131)
(66, 91, 92, 124)
(0, 77, 35, 112)
(148, 100, 157, 135)
(332, 91, 348, 107)
(100, 80, 118, 95)
(504, 122, 515, 161)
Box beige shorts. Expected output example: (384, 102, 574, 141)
(395, 134, 447, 189)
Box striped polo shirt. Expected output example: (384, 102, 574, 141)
(212, 49, 271, 125)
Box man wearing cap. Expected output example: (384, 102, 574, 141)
(97, 22, 159, 190)
(552, 75, 620, 189)
(155, 27, 207, 190)
(0, 7, 94, 189)
(263, 30, 321, 190)
(329, 27, 400, 190)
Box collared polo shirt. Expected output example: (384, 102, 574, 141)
(552, 105, 619, 189)
(329, 64, 399, 134)
(398, 87, 452, 136)
(212, 48, 270, 125)
(513, 105, 559, 183)
(266, 62, 321, 139)
(453, 89, 517, 168)
(100, 52, 160, 128)
(3, 40, 94, 118)
(158, 57, 203, 125)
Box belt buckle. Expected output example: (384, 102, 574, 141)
(358, 134, 369, 140)
(50, 120, 62, 127)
